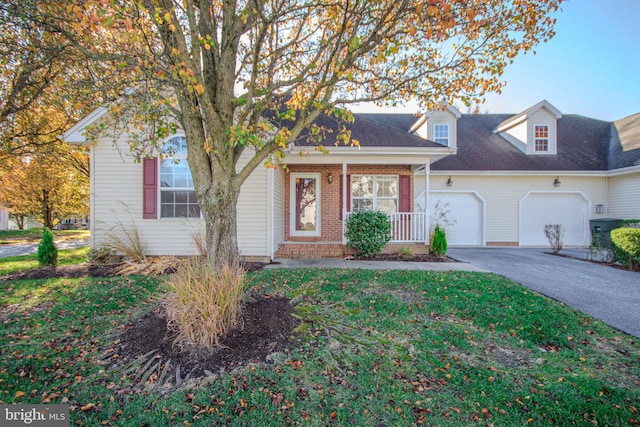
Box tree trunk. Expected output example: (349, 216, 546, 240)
(198, 176, 241, 268)
(42, 189, 53, 229)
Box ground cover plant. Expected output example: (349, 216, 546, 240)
(0, 267, 638, 426)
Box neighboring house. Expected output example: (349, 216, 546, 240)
(62, 100, 640, 260)
(0, 207, 8, 231)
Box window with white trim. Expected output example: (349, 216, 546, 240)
(534, 125, 549, 152)
(351, 175, 398, 213)
(434, 124, 449, 145)
(160, 136, 201, 218)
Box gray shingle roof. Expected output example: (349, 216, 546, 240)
(293, 112, 443, 149)
(432, 114, 612, 171)
(289, 109, 639, 171)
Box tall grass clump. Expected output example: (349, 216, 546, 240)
(104, 220, 146, 262)
(164, 259, 246, 350)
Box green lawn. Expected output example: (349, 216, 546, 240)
(0, 268, 638, 426)
(0, 229, 90, 245)
(0, 247, 90, 276)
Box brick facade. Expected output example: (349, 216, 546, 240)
(284, 164, 414, 242)
(277, 164, 424, 258)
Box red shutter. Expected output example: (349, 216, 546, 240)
(399, 175, 411, 212)
(339, 174, 351, 219)
(143, 157, 158, 219)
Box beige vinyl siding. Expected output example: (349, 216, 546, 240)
(429, 174, 607, 244)
(236, 151, 269, 257)
(273, 167, 286, 253)
(502, 121, 527, 153)
(90, 136, 269, 257)
(607, 171, 640, 219)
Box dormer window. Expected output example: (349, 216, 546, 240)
(495, 100, 562, 155)
(534, 125, 549, 152)
(434, 124, 449, 145)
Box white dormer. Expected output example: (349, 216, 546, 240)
(410, 104, 462, 149)
(495, 100, 562, 155)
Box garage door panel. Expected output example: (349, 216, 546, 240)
(520, 192, 590, 246)
(429, 192, 484, 246)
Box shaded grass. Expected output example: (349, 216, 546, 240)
(0, 229, 90, 245)
(0, 247, 90, 276)
(0, 268, 638, 426)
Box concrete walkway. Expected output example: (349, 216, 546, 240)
(267, 257, 486, 272)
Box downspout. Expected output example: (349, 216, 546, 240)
(342, 162, 347, 245)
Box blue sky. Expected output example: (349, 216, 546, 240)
(355, 0, 640, 121)
(481, 0, 640, 121)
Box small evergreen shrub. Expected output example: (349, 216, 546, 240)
(431, 225, 448, 258)
(611, 227, 640, 271)
(345, 211, 391, 258)
(37, 227, 58, 267)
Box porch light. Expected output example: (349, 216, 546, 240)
(327, 173, 333, 184)
(553, 177, 561, 187)
(446, 176, 453, 187)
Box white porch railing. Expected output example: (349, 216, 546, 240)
(344, 212, 427, 243)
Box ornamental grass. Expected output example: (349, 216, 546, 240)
(164, 258, 246, 351)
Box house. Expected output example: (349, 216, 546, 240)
(0, 207, 8, 231)
(62, 100, 640, 260)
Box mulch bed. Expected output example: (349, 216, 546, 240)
(110, 295, 302, 383)
(0, 261, 269, 282)
(0, 263, 119, 282)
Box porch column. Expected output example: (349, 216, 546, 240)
(342, 162, 347, 245)
(424, 162, 430, 247)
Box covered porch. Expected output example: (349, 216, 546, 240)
(274, 153, 436, 258)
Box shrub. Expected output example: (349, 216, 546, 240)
(611, 227, 640, 271)
(164, 259, 246, 351)
(544, 224, 564, 254)
(431, 225, 448, 258)
(37, 228, 58, 267)
(621, 219, 640, 228)
(345, 211, 391, 258)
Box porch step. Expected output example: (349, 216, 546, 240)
(275, 242, 351, 258)
(275, 242, 430, 258)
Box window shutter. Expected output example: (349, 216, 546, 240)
(339, 174, 351, 219)
(143, 157, 158, 219)
(399, 175, 411, 212)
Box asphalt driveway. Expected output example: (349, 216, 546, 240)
(448, 248, 640, 338)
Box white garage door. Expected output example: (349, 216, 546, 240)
(427, 191, 484, 246)
(519, 192, 590, 246)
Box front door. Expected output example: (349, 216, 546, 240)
(290, 173, 321, 237)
